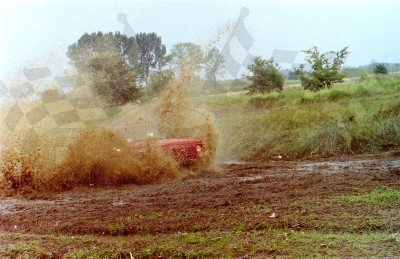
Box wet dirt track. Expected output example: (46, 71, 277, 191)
(1, 156, 400, 236)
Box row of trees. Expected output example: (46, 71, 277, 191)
(68, 31, 390, 103)
(246, 47, 350, 93)
(246, 47, 391, 94)
(67, 32, 224, 105)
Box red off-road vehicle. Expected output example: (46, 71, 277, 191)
(114, 125, 205, 163)
(133, 138, 205, 162)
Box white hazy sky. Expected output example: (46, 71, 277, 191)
(0, 0, 399, 79)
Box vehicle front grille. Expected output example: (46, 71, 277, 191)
(187, 146, 196, 154)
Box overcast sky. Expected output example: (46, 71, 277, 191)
(1, 0, 399, 79)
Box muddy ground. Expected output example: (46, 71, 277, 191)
(1, 156, 400, 257)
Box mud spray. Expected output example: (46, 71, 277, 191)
(0, 51, 218, 196)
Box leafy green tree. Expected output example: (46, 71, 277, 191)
(67, 31, 167, 87)
(246, 57, 284, 94)
(295, 46, 349, 91)
(87, 52, 139, 105)
(134, 32, 167, 86)
(373, 63, 388, 76)
(67, 31, 138, 70)
(204, 47, 224, 88)
(169, 43, 204, 79)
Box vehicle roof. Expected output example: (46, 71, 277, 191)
(134, 138, 203, 146)
(159, 139, 203, 145)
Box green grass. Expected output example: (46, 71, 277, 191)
(184, 233, 209, 244)
(346, 188, 400, 206)
(107, 223, 126, 235)
(1, 230, 399, 258)
(195, 76, 400, 161)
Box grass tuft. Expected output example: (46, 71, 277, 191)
(346, 188, 400, 206)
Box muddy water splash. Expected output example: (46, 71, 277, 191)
(0, 128, 179, 194)
(154, 70, 218, 169)
(51, 129, 178, 190)
(1, 56, 218, 196)
(0, 130, 49, 195)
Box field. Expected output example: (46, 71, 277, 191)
(1, 76, 400, 257)
(203, 76, 400, 161)
(1, 157, 400, 258)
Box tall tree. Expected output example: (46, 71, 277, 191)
(169, 43, 204, 79)
(204, 47, 225, 88)
(134, 32, 167, 86)
(87, 51, 139, 105)
(67, 31, 167, 86)
(67, 31, 169, 102)
(67, 32, 141, 105)
(67, 31, 138, 70)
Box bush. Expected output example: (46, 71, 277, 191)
(373, 63, 388, 76)
(246, 57, 284, 94)
(295, 46, 349, 91)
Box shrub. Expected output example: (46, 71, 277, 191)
(246, 57, 284, 94)
(373, 63, 388, 76)
(295, 46, 349, 91)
